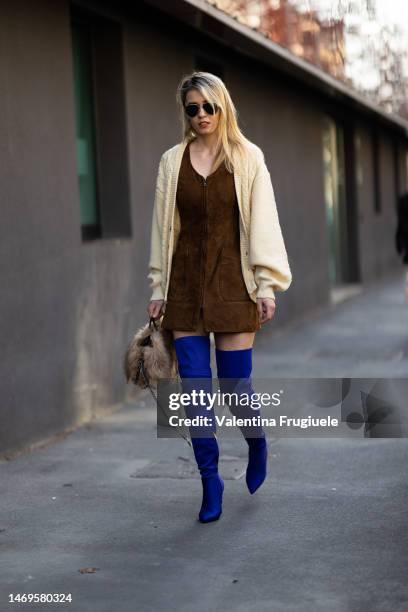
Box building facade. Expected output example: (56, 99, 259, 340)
(1, 0, 407, 454)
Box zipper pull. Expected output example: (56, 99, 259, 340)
(203, 177, 207, 187)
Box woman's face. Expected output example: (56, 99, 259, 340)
(185, 88, 220, 136)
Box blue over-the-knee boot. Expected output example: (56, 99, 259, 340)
(174, 335, 224, 523)
(215, 347, 268, 495)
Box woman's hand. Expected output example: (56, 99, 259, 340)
(147, 299, 165, 320)
(257, 297, 276, 325)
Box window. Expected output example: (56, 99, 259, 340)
(70, 5, 131, 241)
(322, 116, 348, 285)
(371, 128, 381, 214)
(406, 149, 408, 192)
(355, 130, 363, 189)
(71, 15, 99, 238)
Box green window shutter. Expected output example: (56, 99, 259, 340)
(71, 20, 100, 231)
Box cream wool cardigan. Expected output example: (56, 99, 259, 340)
(148, 138, 292, 305)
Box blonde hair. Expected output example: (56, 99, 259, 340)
(176, 71, 250, 174)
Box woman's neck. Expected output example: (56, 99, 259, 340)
(192, 132, 219, 153)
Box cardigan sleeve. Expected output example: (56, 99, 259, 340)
(249, 150, 292, 300)
(147, 153, 166, 301)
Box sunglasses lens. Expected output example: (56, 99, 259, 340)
(185, 104, 199, 117)
(203, 102, 217, 115)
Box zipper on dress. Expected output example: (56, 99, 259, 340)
(200, 176, 208, 309)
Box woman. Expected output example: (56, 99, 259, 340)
(395, 191, 408, 302)
(147, 71, 292, 524)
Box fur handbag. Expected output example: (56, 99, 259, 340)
(124, 316, 179, 388)
(124, 317, 191, 447)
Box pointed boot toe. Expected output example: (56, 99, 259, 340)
(246, 438, 268, 494)
(198, 475, 224, 523)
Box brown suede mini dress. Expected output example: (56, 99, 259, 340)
(161, 141, 261, 333)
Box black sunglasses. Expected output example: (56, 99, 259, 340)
(184, 102, 219, 117)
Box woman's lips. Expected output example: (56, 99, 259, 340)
(199, 122, 209, 127)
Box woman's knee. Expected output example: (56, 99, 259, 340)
(214, 331, 256, 351)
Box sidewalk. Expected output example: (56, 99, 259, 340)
(1, 272, 408, 612)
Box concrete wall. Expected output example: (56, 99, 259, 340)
(1, 0, 407, 455)
(0, 0, 134, 455)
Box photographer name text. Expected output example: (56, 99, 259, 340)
(168, 415, 339, 429)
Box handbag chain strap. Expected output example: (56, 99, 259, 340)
(137, 360, 192, 448)
(136, 318, 192, 448)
